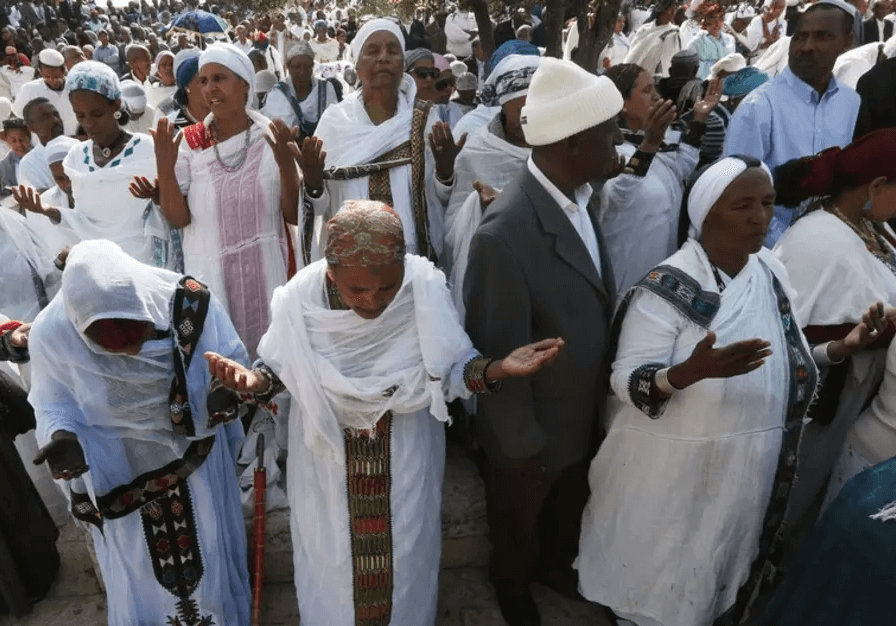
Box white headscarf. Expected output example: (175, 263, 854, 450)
(687, 157, 773, 238)
(351, 18, 405, 60)
(481, 53, 540, 106)
(199, 42, 256, 93)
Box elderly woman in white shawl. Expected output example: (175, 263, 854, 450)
(576, 156, 883, 626)
(443, 53, 539, 315)
(204, 201, 565, 626)
(150, 42, 302, 358)
(27, 240, 251, 626)
(299, 19, 466, 266)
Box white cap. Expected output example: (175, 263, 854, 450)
(120, 79, 147, 113)
(520, 57, 623, 146)
(710, 52, 747, 77)
(450, 59, 467, 77)
(38, 48, 65, 67)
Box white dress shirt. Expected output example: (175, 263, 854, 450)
(527, 157, 601, 275)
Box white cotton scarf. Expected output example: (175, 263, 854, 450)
(257, 254, 473, 466)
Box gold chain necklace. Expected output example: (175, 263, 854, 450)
(827, 205, 892, 265)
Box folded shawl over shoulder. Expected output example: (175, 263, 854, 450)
(27, 240, 248, 502)
(257, 254, 474, 466)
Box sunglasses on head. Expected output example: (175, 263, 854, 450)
(412, 66, 440, 80)
(436, 77, 456, 90)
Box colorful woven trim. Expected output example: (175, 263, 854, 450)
(345, 412, 394, 626)
(169, 277, 211, 437)
(183, 122, 214, 151)
(627, 362, 670, 419)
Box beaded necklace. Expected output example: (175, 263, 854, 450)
(827, 206, 895, 269)
(209, 118, 252, 173)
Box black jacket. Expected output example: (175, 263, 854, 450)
(863, 16, 893, 42)
(854, 55, 896, 138)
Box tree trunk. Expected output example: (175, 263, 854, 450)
(571, 0, 623, 73)
(470, 0, 496, 59)
(543, 0, 566, 57)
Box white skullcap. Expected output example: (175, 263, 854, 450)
(520, 57, 622, 146)
(45, 135, 78, 165)
(38, 48, 65, 67)
(687, 157, 773, 238)
(710, 52, 747, 77)
(450, 59, 467, 77)
(120, 79, 147, 113)
(199, 42, 255, 94)
(0, 96, 11, 122)
(255, 69, 277, 93)
(351, 18, 405, 60)
(457, 72, 478, 90)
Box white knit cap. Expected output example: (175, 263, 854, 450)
(520, 57, 623, 146)
(710, 52, 747, 77)
(38, 48, 65, 67)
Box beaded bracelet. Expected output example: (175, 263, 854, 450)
(463, 356, 502, 394)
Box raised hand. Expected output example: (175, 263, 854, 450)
(493, 338, 566, 380)
(299, 136, 327, 191)
(150, 116, 182, 173)
(473, 180, 498, 210)
(828, 302, 896, 361)
(129, 176, 160, 203)
(34, 431, 89, 480)
(429, 121, 466, 181)
(266, 119, 301, 169)
(669, 331, 771, 389)
(693, 77, 723, 123)
(641, 99, 676, 151)
(204, 351, 267, 393)
(11, 184, 46, 215)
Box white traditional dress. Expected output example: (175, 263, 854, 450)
(774, 210, 896, 529)
(577, 240, 817, 626)
(28, 241, 251, 626)
(308, 75, 451, 264)
(256, 255, 478, 626)
(262, 76, 339, 137)
(444, 114, 530, 316)
(175, 110, 296, 357)
(61, 132, 173, 269)
(0, 206, 59, 323)
(624, 21, 682, 77)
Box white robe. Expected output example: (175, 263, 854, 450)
(624, 21, 682, 77)
(175, 110, 296, 357)
(12, 80, 78, 136)
(578, 241, 814, 626)
(774, 210, 896, 530)
(309, 75, 451, 263)
(256, 255, 477, 626)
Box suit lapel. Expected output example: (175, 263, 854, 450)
(522, 171, 609, 302)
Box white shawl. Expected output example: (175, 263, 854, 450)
(624, 21, 681, 76)
(257, 254, 474, 466)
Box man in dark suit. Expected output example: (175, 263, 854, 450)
(863, 0, 894, 41)
(854, 54, 896, 137)
(464, 57, 624, 626)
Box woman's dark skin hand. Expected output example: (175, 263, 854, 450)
(34, 431, 89, 480)
(667, 330, 772, 390)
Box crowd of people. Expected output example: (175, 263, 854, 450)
(1, 0, 896, 625)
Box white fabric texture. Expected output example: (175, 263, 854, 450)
(687, 156, 773, 238)
(261, 77, 338, 130)
(12, 79, 78, 136)
(256, 254, 475, 626)
(0, 206, 59, 322)
(751, 35, 790, 79)
(774, 209, 896, 531)
(199, 42, 256, 93)
(350, 18, 405, 59)
(577, 240, 810, 626)
(745, 15, 787, 52)
(520, 57, 623, 146)
(175, 109, 293, 357)
(451, 103, 501, 142)
(18, 143, 54, 191)
(309, 74, 450, 261)
(27, 243, 250, 626)
(444, 114, 530, 316)
(624, 21, 682, 77)
(599, 135, 700, 294)
(61, 132, 171, 269)
(833, 41, 885, 89)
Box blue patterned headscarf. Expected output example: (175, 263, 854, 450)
(487, 40, 540, 75)
(65, 60, 121, 102)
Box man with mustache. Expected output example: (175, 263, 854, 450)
(18, 97, 64, 191)
(724, 0, 860, 246)
(12, 48, 77, 136)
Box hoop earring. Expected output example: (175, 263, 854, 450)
(113, 110, 122, 120)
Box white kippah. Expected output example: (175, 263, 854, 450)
(520, 57, 623, 146)
(711, 52, 747, 77)
(38, 48, 65, 67)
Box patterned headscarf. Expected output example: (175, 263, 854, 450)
(325, 201, 407, 267)
(66, 60, 121, 102)
(487, 40, 540, 75)
(480, 54, 540, 106)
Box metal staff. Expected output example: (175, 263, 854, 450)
(251, 433, 267, 626)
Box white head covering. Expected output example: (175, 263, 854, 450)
(0, 96, 12, 122)
(710, 52, 747, 77)
(687, 157, 773, 238)
(351, 18, 405, 60)
(38, 48, 65, 67)
(120, 79, 147, 114)
(199, 42, 255, 93)
(481, 53, 540, 106)
(172, 47, 200, 76)
(450, 59, 467, 77)
(521, 57, 623, 146)
(45, 135, 78, 165)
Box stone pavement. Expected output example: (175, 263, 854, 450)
(1, 445, 612, 626)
